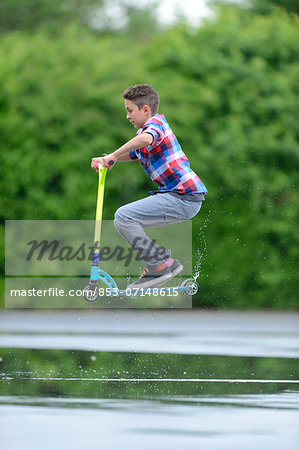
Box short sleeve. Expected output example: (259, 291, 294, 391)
(144, 123, 164, 149)
(129, 150, 139, 160)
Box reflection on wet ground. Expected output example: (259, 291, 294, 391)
(0, 311, 299, 449)
(1, 348, 299, 449)
(2, 395, 298, 450)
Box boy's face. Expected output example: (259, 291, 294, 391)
(125, 100, 151, 129)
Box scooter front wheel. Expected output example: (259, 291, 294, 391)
(180, 279, 199, 297)
(83, 284, 99, 302)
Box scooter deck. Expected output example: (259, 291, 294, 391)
(83, 279, 199, 302)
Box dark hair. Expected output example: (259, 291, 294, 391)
(123, 84, 159, 115)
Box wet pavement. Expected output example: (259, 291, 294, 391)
(0, 310, 299, 449)
(1, 310, 299, 357)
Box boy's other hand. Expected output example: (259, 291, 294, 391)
(91, 154, 116, 171)
(91, 157, 104, 171)
(103, 154, 117, 171)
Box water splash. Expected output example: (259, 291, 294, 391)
(193, 248, 203, 281)
(193, 211, 210, 281)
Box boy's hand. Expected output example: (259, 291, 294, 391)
(91, 154, 116, 171)
(91, 157, 104, 171)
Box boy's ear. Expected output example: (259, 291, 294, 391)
(143, 104, 151, 114)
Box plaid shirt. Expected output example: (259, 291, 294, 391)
(129, 114, 207, 195)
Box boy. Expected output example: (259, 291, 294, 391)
(91, 84, 207, 289)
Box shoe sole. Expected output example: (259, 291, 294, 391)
(127, 264, 184, 290)
(147, 264, 184, 288)
(127, 272, 173, 290)
(171, 263, 183, 277)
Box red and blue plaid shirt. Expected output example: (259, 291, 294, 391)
(129, 114, 207, 195)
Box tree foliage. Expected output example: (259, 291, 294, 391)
(249, 0, 299, 15)
(1, 5, 298, 309)
(212, 0, 299, 15)
(0, 0, 104, 33)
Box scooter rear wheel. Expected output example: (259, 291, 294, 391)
(180, 279, 199, 297)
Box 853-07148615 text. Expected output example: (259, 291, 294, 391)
(9, 287, 180, 298)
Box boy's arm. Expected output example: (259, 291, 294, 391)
(112, 133, 153, 161)
(91, 132, 153, 170)
(116, 150, 135, 162)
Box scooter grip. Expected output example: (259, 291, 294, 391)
(95, 161, 103, 170)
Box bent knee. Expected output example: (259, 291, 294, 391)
(114, 206, 127, 223)
(115, 204, 138, 222)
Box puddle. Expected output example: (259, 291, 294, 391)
(1, 320, 298, 449)
(1, 348, 299, 399)
(1, 392, 299, 450)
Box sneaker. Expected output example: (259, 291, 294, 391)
(127, 259, 183, 290)
(169, 259, 184, 277)
(127, 264, 173, 290)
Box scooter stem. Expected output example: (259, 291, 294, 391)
(94, 164, 107, 252)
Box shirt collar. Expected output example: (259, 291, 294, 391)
(142, 113, 165, 129)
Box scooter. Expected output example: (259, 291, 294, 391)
(83, 162, 199, 302)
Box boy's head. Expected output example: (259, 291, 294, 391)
(123, 84, 159, 128)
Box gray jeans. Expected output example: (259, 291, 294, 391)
(114, 193, 203, 266)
